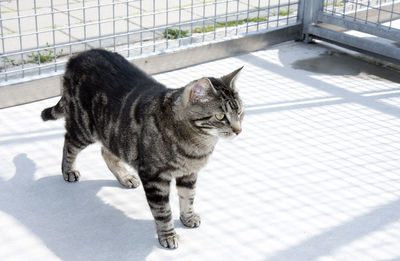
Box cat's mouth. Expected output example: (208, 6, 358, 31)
(218, 132, 234, 138)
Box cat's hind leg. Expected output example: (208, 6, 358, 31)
(101, 147, 140, 188)
(62, 134, 89, 182)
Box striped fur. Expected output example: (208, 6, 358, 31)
(41, 98, 65, 121)
(41, 49, 244, 249)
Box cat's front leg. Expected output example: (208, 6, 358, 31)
(142, 175, 178, 249)
(176, 173, 201, 228)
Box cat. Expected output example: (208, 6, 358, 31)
(41, 49, 244, 249)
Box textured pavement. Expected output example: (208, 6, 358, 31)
(0, 41, 400, 260)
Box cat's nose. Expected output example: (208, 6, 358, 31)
(233, 128, 242, 135)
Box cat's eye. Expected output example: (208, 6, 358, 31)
(215, 113, 225, 121)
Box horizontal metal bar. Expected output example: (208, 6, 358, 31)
(0, 0, 291, 23)
(0, 59, 65, 76)
(308, 25, 400, 64)
(330, 2, 400, 23)
(0, 16, 297, 77)
(338, 0, 400, 14)
(318, 12, 400, 42)
(1, 21, 293, 78)
(134, 23, 302, 74)
(0, 74, 63, 109)
(0, 24, 301, 108)
(343, 0, 400, 9)
(1, 21, 300, 74)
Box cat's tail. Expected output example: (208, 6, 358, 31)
(41, 97, 65, 121)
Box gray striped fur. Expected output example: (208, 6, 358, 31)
(41, 49, 244, 249)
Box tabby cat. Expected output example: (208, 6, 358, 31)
(41, 49, 244, 249)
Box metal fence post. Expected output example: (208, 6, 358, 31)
(301, 0, 324, 42)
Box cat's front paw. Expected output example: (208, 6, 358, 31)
(158, 232, 179, 249)
(63, 170, 80, 182)
(119, 175, 140, 188)
(180, 213, 201, 228)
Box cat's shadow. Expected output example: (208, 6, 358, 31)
(0, 153, 158, 261)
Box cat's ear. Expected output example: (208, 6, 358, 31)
(220, 66, 243, 89)
(189, 78, 215, 103)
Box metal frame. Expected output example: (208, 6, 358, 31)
(317, 13, 400, 42)
(303, 0, 400, 64)
(0, 0, 300, 85)
(0, 0, 301, 108)
(1, 0, 400, 108)
(0, 25, 302, 108)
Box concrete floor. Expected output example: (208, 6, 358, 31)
(0, 41, 400, 261)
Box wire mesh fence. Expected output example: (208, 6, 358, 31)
(0, 0, 300, 84)
(323, 0, 400, 29)
(301, 0, 400, 64)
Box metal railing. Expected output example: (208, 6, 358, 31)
(0, 0, 300, 84)
(323, 0, 400, 30)
(304, 0, 400, 63)
(1, 0, 399, 108)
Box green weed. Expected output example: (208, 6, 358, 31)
(278, 9, 294, 16)
(26, 42, 63, 64)
(163, 28, 189, 39)
(4, 58, 16, 66)
(324, 1, 344, 7)
(192, 16, 267, 33)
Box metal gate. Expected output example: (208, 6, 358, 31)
(303, 0, 400, 63)
(1, 0, 399, 108)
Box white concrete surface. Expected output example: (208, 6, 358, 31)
(0, 41, 400, 261)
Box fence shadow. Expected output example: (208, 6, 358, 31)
(291, 50, 400, 84)
(238, 44, 400, 261)
(0, 153, 156, 261)
(239, 45, 400, 118)
(265, 198, 400, 261)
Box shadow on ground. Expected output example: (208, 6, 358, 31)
(264, 198, 400, 261)
(291, 50, 400, 84)
(239, 43, 400, 261)
(0, 153, 156, 261)
(242, 43, 400, 119)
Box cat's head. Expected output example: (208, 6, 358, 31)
(182, 67, 244, 138)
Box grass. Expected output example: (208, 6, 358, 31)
(3, 43, 63, 67)
(278, 9, 294, 16)
(26, 42, 63, 64)
(193, 25, 216, 34)
(3, 42, 64, 68)
(1, 8, 17, 14)
(163, 28, 189, 39)
(43, 25, 58, 30)
(164, 16, 268, 36)
(192, 16, 267, 33)
(4, 58, 16, 66)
